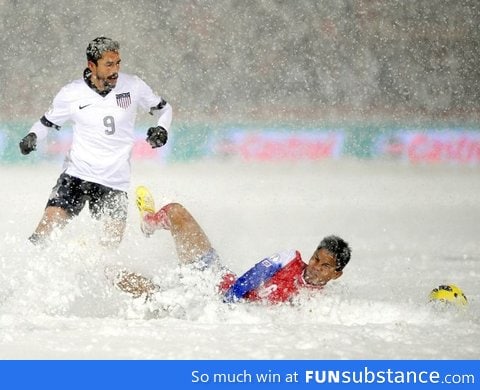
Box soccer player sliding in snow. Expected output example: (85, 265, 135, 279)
(114, 187, 352, 304)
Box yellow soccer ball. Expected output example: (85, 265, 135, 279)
(429, 284, 468, 306)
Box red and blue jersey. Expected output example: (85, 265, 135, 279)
(219, 249, 321, 304)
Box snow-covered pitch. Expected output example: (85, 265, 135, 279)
(0, 159, 478, 359)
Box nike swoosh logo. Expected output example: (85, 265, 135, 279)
(79, 104, 92, 110)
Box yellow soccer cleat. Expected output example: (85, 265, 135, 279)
(136, 185, 155, 214)
(135, 186, 156, 236)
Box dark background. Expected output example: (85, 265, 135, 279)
(1, 0, 479, 125)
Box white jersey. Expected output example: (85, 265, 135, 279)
(29, 72, 172, 191)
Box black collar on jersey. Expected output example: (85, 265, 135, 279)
(83, 68, 112, 97)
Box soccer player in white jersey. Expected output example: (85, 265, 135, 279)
(19, 37, 172, 246)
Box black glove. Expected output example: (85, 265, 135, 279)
(146, 126, 168, 148)
(19, 132, 37, 155)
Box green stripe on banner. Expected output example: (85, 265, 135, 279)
(3, 121, 480, 164)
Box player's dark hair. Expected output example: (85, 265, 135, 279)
(318, 235, 351, 271)
(86, 37, 119, 64)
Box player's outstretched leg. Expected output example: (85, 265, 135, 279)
(160, 203, 214, 265)
(136, 187, 215, 265)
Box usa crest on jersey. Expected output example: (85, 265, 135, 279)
(116, 92, 131, 109)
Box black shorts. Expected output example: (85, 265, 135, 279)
(46, 173, 128, 220)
